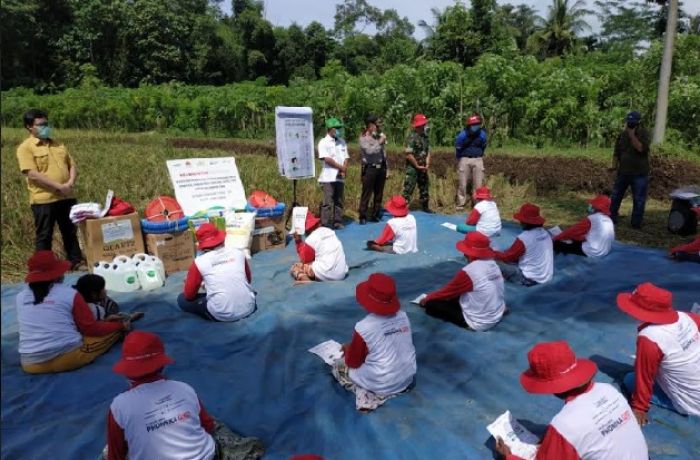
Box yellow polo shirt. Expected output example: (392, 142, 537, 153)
(16, 135, 75, 204)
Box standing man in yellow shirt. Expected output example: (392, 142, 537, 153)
(16, 109, 83, 268)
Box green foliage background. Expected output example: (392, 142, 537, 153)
(2, 35, 699, 151)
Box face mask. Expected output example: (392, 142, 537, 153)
(469, 124, 481, 133)
(36, 125, 52, 139)
(587, 205, 595, 214)
(335, 128, 344, 140)
(626, 122, 638, 129)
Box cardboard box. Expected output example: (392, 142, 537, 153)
(79, 213, 145, 270)
(145, 231, 195, 275)
(251, 215, 286, 254)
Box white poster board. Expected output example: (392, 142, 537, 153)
(275, 106, 315, 179)
(166, 157, 247, 216)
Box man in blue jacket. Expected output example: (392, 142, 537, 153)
(455, 115, 487, 208)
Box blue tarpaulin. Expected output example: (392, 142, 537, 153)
(2, 213, 699, 459)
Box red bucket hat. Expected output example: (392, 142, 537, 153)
(467, 115, 481, 126)
(514, 203, 545, 226)
(196, 223, 226, 250)
(456, 232, 494, 259)
(412, 113, 428, 128)
(473, 186, 493, 200)
(616, 282, 678, 324)
(113, 331, 174, 379)
(305, 212, 321, 232)
(520, 341, 598, 394)
(25, 250, 72, 283)
(356, 273, 400, 316)
(588, 195, 611, 216)
(385, 195, 409, 217)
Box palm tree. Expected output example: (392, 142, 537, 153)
(499, 4, 542, 51)
(528, 0, 592, 57)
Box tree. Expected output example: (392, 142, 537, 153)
(650, 0, 679, 144)
(594, 0, 657, 48)
(528, 0, 592, 58)
(499, 3, 542, 51)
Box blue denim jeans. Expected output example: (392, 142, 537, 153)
(177, 293, 218, 321)
(496, 261, 537, 286)
(622, 372, 678, 413)
(610, 173, 648, 227)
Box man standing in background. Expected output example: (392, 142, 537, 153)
(403, 113, 433, 214)
(609, 111, 651, 229)
(16, 109, 83, 269)
(455, 115, 487, 209)
(358, 115, 387, 224)
(318, 117, 349, 229)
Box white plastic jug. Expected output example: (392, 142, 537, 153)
(131, 254, 165, 291)
(92, 260, 122, 291)
(109, 256, 141, 292)
(132, 253, 165, 281)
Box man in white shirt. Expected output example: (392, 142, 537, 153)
(318, 118, 349, 230)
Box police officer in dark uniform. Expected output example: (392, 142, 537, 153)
(358, 115, 387, 224)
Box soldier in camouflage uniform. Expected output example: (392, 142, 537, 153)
(402, 113, 433, 213)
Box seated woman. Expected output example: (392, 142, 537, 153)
(367, 196, 417, 254)
(16, 251, 129, 374)
(493, 203, 553, 286)
(73, 274, 144, 322)
(291, 212, 348, 284)
(420, 232, 505, 331)
(104, 331, 264, 460)
(553, 195, 615, 257)
(333, 273, 417, 412)
(178, 223, 256, 322)
(456, 186, 502, 236)
(669, 236, 700, 263)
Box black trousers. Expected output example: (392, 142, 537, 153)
(553, 240, 586, 256)
(31, 198, 82, 263)
(359, 164, 387, 220)
(674, 252, 700, 263)
(423, 298, 468, 328)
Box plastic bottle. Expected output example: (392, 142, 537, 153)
(93, 260, 121, 291)
(132, 253, 165, 281)
(135, 260, 165, 291)
(110, 256, 141, 292)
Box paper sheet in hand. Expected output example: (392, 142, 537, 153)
(487, 411, 539, 460)
(547, 226, 562, 237)
(291, 207, 308, 235)
(411, 294, 427, 305)
(318, 167, 339, 183)
(308, 340, 344, 366)
(441, 222, 458, 231)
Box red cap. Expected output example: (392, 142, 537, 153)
(305, 212, 321, 232)
(456, 232, 494, 259)
(467, 115, 481, 126)
(196, 223, 226, 250)
(520, 341, 597, 394)
(385, 195, 409, 217)
(616, 282, 678, 325)
(25, 250, 72, 283)
(412, 113, 428, 128)
(588, 195, 611, 216)
(356, 273, 400, 316)
(513, 203, 545, 226)
(113, 331, 174, 379)
(473, 186, 492, 200)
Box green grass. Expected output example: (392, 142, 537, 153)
(1, 128, 688, 283)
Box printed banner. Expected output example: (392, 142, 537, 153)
(275, 107, 315, 179)
(166, 157, 247, 216)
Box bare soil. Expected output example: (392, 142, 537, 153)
(168, 138, 700, 200)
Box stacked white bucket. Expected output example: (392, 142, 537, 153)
(93, 253, 166, 292)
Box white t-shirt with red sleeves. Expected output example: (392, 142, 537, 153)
(194, 246, 256, 321)
(305, 227, 348, 281)
(639, 312, 700, 415)
(349, 311, 417, 396)
(550, 383, 648, 460)
(473, 200, 502, 236)
(517, 227, 554, 283)
(387, 214, 418, 254)
(460, 260, 505, 331)
(16, 283, 82, 362)
(582, 213, 615, 257)
(110, 379, 216, 460)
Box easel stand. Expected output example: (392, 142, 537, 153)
(285, 179, 300, 229)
